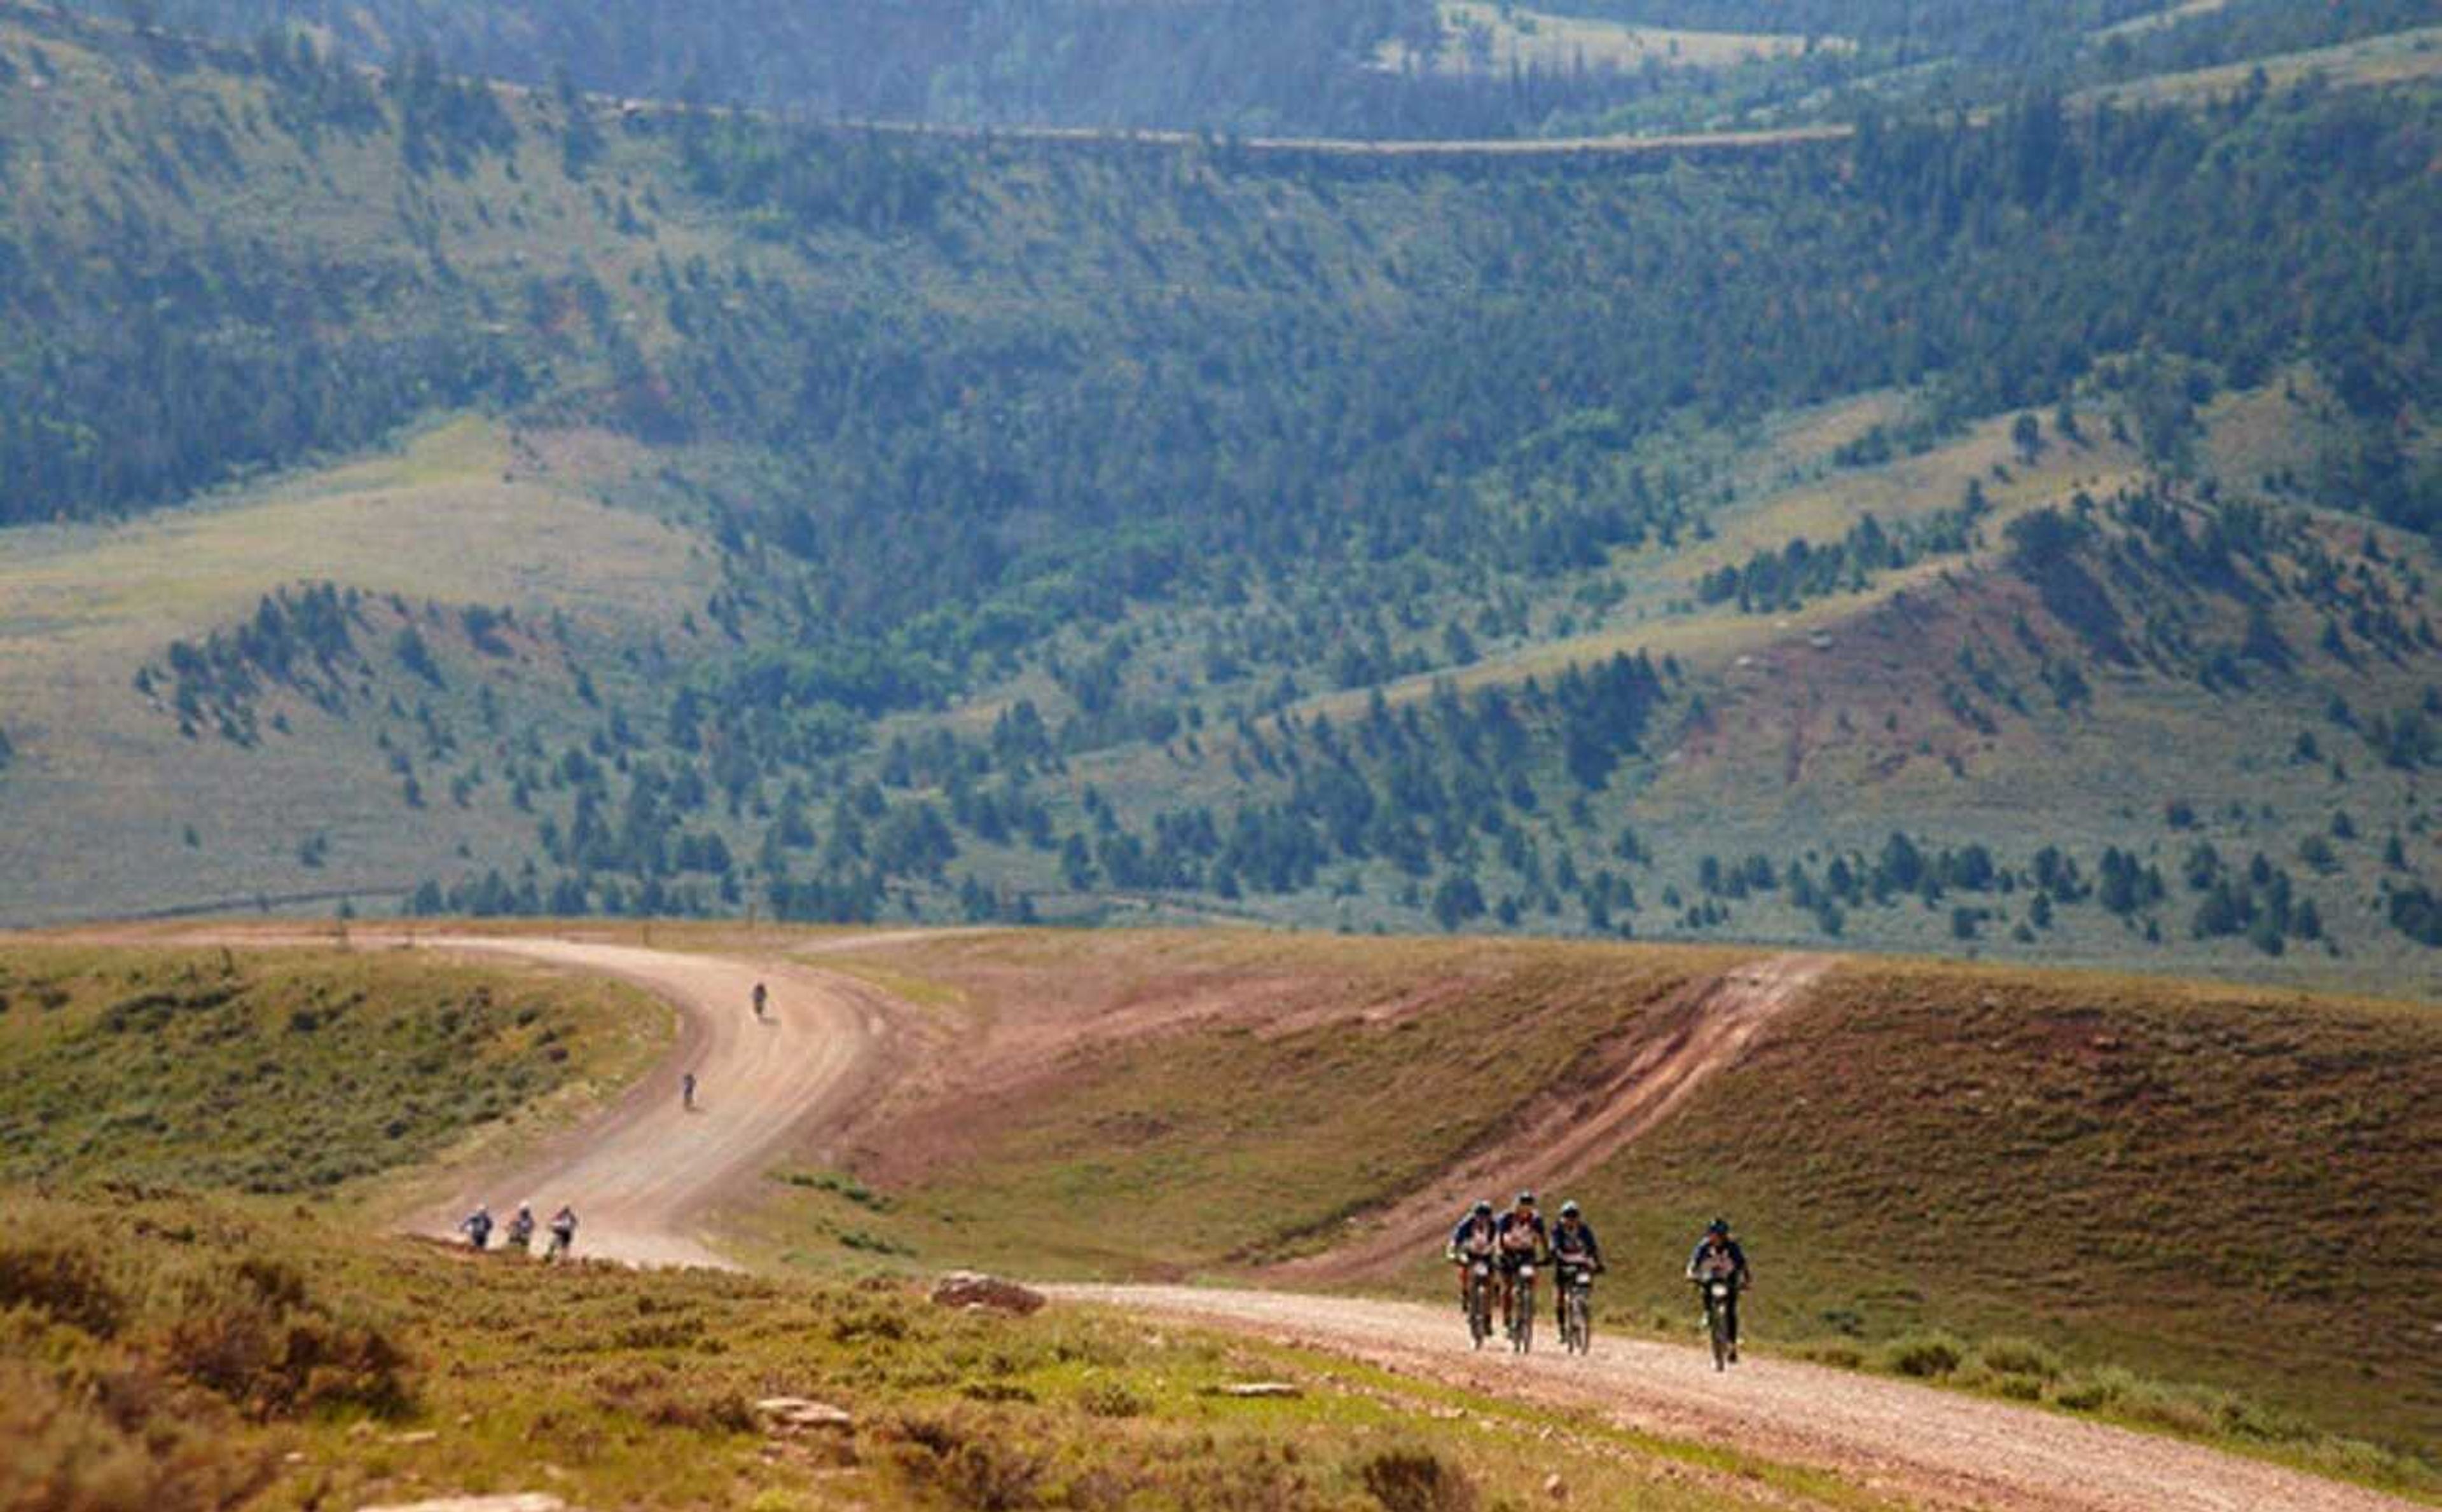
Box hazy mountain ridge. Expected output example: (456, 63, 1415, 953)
(57, 0, 2442, 139)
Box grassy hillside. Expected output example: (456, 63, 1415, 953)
(0, 1185, 1874, 1512)
(0, 941, 664, 1191)
(1569, 959, 2442, 1447)
(4, 3, 2442, 993)
(755, 931, 2442, 1469)
(767, 931, 1747, 1275)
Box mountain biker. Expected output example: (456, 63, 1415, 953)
(1549, 1199, 1604, 1326)
(682, 1071, 697, 1111)
(506, 1203, 536, 1252)
(752, 981, 768, 1021)
(459, 1204, 493, 1251)
(546, 1204, 577, 1261)
(1447, 1199, 1498, 1313)
(1496, 1190, 1547, 1328)
(1686, 1217, 1751, 1361)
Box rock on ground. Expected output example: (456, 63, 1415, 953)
(754, 1397, 855, 1431)
(931, 1271, 1046, 1315)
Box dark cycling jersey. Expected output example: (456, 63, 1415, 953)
(1549, 1219, 1603, 1267)
(1496, 1210, 1546, 1268)
(1449, 1214, 1498, 1256)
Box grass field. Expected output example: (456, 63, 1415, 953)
(0, 942, 665, 1192)
(0, 415, 721, 925)
(1377, 3, 1842, 77)
(0, 1185, 1866, 1512)
(747, 930, 2442, 1474)
(2074, 25, 2442, 108)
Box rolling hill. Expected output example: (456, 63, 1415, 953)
(735, 928, 2442, 1464)
(8, 926, 2436, 1497)
(3, 2, 2441, 994)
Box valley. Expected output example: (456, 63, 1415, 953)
(4, 1, 2441, 996)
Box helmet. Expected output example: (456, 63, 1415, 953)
(1516, 1190, 1537, 1206)
(1707, 1216, 1730, 1235)
(1472, 1200, 1493, 1216)
(1559, 1200, 1581, 1218)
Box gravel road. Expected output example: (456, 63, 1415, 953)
(411, 936, 892, 1268)
(1056, 1285, 2422, 1512)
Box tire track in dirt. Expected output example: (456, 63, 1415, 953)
(1052, 1286, 2422, 1512)
(1274, 952, 1833, 1282)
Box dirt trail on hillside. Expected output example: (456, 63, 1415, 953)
(398, 936, 907, 1268)
(1277, 952, 1833, 1282)
(1055, 1286, 2420, 1512)
(88, 928, 2416, 1508)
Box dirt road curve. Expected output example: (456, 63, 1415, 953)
(412, 937, 893, 1268)
(1055, 1286, 2419, 1512)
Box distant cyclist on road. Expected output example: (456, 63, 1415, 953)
(1496, 1190, 1548, 1330)
(1447, 1199, 1499, 1312)
(505, 1203, 536, 1253)
(546, 1204, 578, 1261)
(682, 1071, 697, 1111)
(459, 1204, 493, 1251)
(1687, 1217, 1752, 1361)
(752, 981, 769, 1021)
(1549, 1200, 1604, 1326)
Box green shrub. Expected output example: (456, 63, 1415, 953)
(1358, 1447, 1477, 1512)
(2053, 1365, 2138, 1412)
(153, 1254, 407, 1420)
(1972, 1337, 2062, 1380)
(2116, 1380, 2238, 1438)
(886, 1411, 1047, 1511)
(0, 1360, 270, 1512)
(0, 1235, 125, 1338)
(1075, 1378, 1145, 1419)
(1876, 1331, 1967, 1378)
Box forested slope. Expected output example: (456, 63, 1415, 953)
(4, 4, 2441, 987)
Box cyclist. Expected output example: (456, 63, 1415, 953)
(752, 981, 769, 1021)
(1447, 1199, 1499, 1314)
(505, 1203, 536, 1253)
(546, 1204, 578, 1261)
(1686, 1217, 1751, 1362)
(1548, 1199, 1604, 1327)
(1495, 1190, 1547, 1330)
(682, 1071, 697, 1111)
(459, 1204, 493, 1251)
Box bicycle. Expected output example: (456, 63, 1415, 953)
(1557, 1260, 1596, 1355)
(1508, 1259, 1538, 1354)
